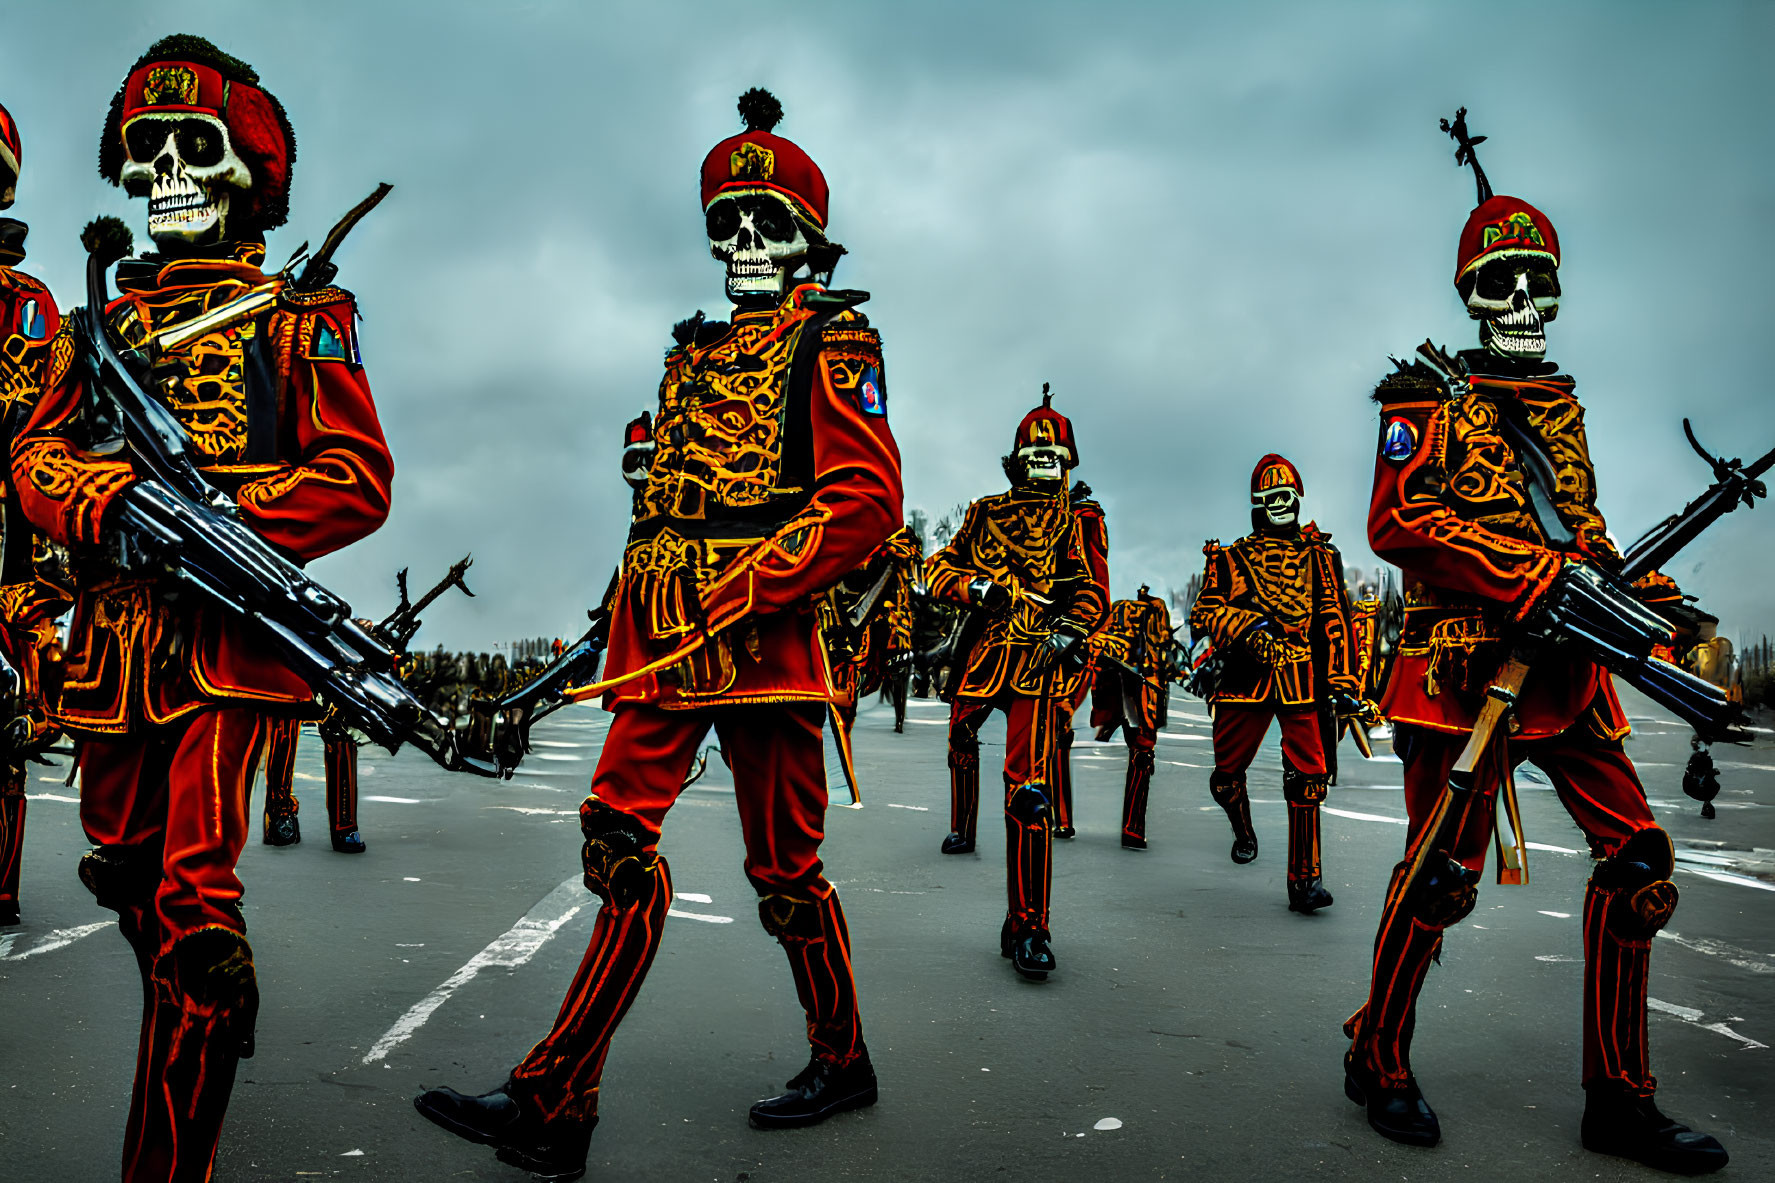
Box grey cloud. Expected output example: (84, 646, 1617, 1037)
(5, 0, 1771, 648)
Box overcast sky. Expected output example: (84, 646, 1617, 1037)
(5, 1, 1772, 650)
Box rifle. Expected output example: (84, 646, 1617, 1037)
(483, 605, 613, 768)
(151, 184, 391, 356)
(1384, 344, 1763, 920)
(378, 555, 475, 651)
(72, 225, 496, 777)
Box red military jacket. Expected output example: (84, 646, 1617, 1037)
(0, 265, 74, 731)
(926, 482, 1109, 703)
(11, 240, 393, 733)
(1089, 591, 1174, 732)
(599, 284, 902, 709)
(1368, 353, 1628, 740)
(1188, 522, 1357, 710)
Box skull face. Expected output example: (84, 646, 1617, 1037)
(1017, 444, 1070, 484)
(118, 114, 252, 247)
(1464, 256, 1560, 361)
(1254, 486, 1301, 529)
(706, 192, 810, 304)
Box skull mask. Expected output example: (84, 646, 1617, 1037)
(1254, 486, 1301, 529)
(1463, 256, 1560, 362)
(706, 192, 814, 305)
(118, 114, 252, 247)
(1018, 444, 1070, 485)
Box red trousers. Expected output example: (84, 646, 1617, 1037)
(1211, 703, 1326, 776)
(0, 765, 24, 919)
(81, 708, 267, 952)
(1348, 723, 1664, 1094)
(1211, 704, 1329, 881)
(947, 695, 1060, 931)
(78, 707, 268, 1183)
(509, 702, 863, 1126)
(1115, 724, 1157, 842)
(262, 718, 360, 836)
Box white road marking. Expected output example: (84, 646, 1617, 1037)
(676, 892, 713, 903)
(1155, 733, 1207, 743)
(668, 908, 734, 924)
(1093, 1117, 1123, 1131)
(363, 877, 586, 1064)
(1322, 806, 1406, 825)
(1648, 998, 1767, 1050)
(363, 796, 429, 804)
(530, 740, 590, 749)
(1537, 910, 1572, 919)
(885, 803, 931, 811)
(1657, 930, 1775, 976)
(0, 920, 114, 961)
(486, 805, 579, 816)
(1679, 867, 1775, 893)
(24, 793, 78, 804)
(534, 753, 587, 762)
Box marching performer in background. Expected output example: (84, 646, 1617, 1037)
(1090, 586, 1176, 849)
(0, 98, 74, 927)
(1189, 454, 1360, 914)
(927, 388, 1107, 979)
(259, 716, 366, 853)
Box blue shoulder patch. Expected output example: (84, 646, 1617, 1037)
(1381, 416, 1418, 463)
(857, 364, 886, 417)
(313, 320, 347, 360)
(18, 298, 46, 341)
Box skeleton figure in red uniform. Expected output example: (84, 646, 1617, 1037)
(0, 100, 74, 927)
(1341, 111, 1727, 1173)
(1189, 455, 1360, 913)
(415, 89, 901, 1180)
(1090, 586, 1175, 849)
(926, 389, 1109, 980)
(9, 37, 394, 1182)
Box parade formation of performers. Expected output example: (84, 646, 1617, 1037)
(0, 39, 1745, 1183)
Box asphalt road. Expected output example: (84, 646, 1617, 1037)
(2, 686, 1770, 1182)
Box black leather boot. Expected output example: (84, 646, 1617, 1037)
(263, 812, 300, 847)
(939, 831, 975, 854)
(1344, 1051, 1439, 1148)
(414, 1082, 593, 1181)
(999, 918, 1055, 981)
(1581, 1085, 1728, 1175)
(1287, 877, 1334, 913)
(1121, 833, 1147, 850)
(331, 829, 366, 854)
(749, 1050, 878, 1128)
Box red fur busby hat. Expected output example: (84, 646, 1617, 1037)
(1013, 383, 1080, 466)
(98, 34, 296, 231)
(701, 88, 829, 230)
(1251, 453, 1303, 497)
(1441, 108, 1559, 285)
(0, 100, 20, 209)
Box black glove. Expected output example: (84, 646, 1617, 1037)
(967, 577, 1011, 614)
(1526, 562, 1672, 672)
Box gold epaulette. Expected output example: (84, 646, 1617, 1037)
(278, 285, 354, 310)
